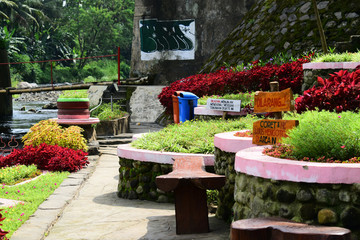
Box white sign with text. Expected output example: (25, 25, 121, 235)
(206, 99, 241, 112)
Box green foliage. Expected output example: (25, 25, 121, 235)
(132, 117, 258, 154)
(207, 190, 219, 205)
(282, 110, 360, 161)
(22, 120, 88, 151)
(59, 90, 88, 99)
(0, 165, 40, 185)
(90, 102, 127, 121)
(198, 92, 255, 107)
(0, 171, 69, 238)
(311, 51, 360, 62)
(83, 60, 131, 83)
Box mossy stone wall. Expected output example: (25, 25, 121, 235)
(201, 0, 360, 73)
(233, 172, 360, 239)
(118, 157, 215, 203)
(214, 147, 237, 222)
(118, 157, 174, 202)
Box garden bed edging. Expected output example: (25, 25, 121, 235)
(117, 144, 215, 202)
(233, 146, 360, 239)
(213, 130, 255, 222)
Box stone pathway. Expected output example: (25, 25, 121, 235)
(11, 143, 229, 240)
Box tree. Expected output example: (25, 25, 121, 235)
(61, 0, 134, 69)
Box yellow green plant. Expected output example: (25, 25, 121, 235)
(22, 120, 88, 151)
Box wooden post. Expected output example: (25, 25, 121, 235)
(0, 49, 12, 116)
(311, 0, 328, 53)
(117, 47, 121, 86)
(270, 81, 282, 119)
(50, 61, 54, 88)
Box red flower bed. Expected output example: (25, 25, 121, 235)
(0, 143, 88, 172)
(159, 56, 310, 113)
(295, 68, 360, 113)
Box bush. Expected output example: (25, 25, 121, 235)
(158, 56, 310, 113)
(132, 117, 256, 154)
(281, 111, 360, 161)
(90, 102, 127, 121)
(295, 69, 360, 113)
(0, 143, 88, 172)
(22, 120, 88, 152)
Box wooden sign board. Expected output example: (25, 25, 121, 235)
(206, 99, 241, 112)
(252, 119, 299, 145)
(254, 88, 294, 113)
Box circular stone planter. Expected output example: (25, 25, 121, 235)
(213, 130, 255, 221)
(117, 144, 215, 202)
(233, 146, 360, 238)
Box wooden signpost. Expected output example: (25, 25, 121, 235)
(254, 88, 294, 113)
(253, 84, 298, 145)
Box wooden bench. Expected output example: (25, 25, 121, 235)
(156, 156, 225, 235)
(231, 217, 351, 240)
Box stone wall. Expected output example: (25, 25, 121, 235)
(118, 157, 174, 202)
(95, 114, 130, 136)
(201, 0, 360, 73)
(214, 147, 237, 222)
(233, 173, 360, 239)
(130, 0, 255, 84)
(118, 156, 215, 202)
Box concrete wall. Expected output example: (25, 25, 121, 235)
(130, 0, 254, 85)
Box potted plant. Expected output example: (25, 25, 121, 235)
(57, 90, 90, 119)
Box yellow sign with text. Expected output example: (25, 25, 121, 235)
(252, 119, 299, 145)
(254, 88, 294, 113)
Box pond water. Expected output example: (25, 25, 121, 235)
(0, 100, 58, 144)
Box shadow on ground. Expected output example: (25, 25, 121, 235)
(140, 215, 230, 240)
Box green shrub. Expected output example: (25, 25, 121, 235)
(59, 90, 88, 99)
(22, 120, 88, 151)
(132, 117, 257, 154)
(282, 110, 360, 161)
(90, 102, 127, 121)
(0, 165, 41, 185)
(311, 52, 360, 63)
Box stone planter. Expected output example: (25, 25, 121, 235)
(214, 130, 255, 222)
(233, 146, 360, 239)
(117, 144, 215, 202)
(302, 62, 360, 92)
(95, 114, 130, 136)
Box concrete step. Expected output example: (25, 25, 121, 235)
(96, 133, 133, 140)
(97, 137, 132, 146)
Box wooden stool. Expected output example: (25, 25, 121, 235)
(231, 217, 351, 240)
(156, 156, 225, 234)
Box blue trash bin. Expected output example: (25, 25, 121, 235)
(178, 92, 199, 123)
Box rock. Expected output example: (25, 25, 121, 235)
(17, 82, 37, 89)
(318, 209, 337, 224)
(301, 204, 316, 220)
(325, 21, 336, 28)
(42, 102, 57, 109)
(316, 189, 338, 205)
(265, 45, 275, 53)
(346, 12, 359, 19)
(28, 108, 37, 113)
(340, 207, 360, 228)
(276, 188, 296, 203)
(317, 1, 329, 10)
(20, 106, 26, 111)
(283, 42, 291, 49)
(299, 15, 310, 21)
(128, 190, 138, 199)
(130, 179, 138, 188)
(288, 14, 297, 22)
(334, 12, 342, 19)
(136, 185, 143, 194)
(296, 189, 313, 202)
(300, 2, 311, 13)
(157, 195, 168, 203)
(339, 190, 351, 202)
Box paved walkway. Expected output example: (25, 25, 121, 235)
(11, 123, 230, 240)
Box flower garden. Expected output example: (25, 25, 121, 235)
(1, 51, 360, 238)
(120, 52, 360, 238)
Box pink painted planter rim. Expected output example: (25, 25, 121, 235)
(303, 62, 360, 69)
(214, 130, 255, 153)
(194, 106, 248, 116)
(235, 146, 360, 184)
(117, 144, 215, 166)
